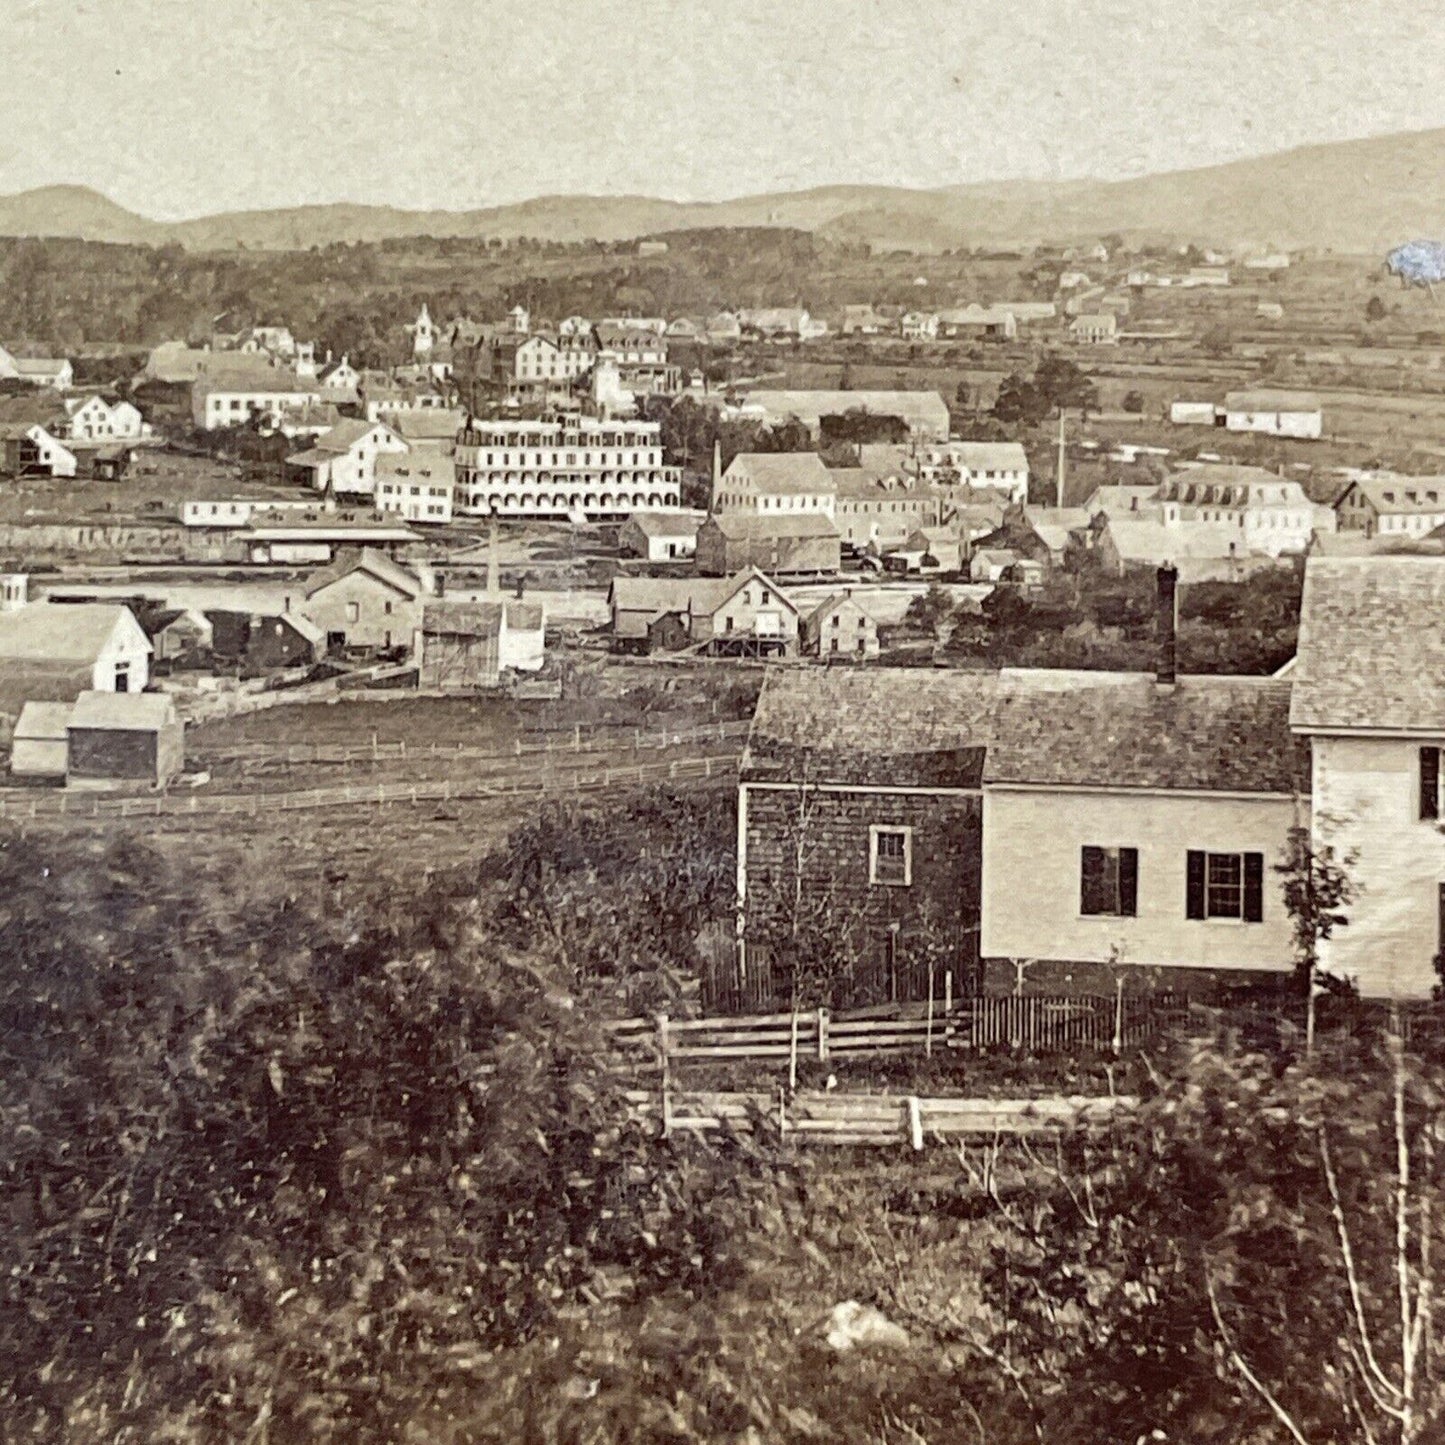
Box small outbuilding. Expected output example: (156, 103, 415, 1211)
(66, 691, 184, 789)
(10, 700, 72, 780)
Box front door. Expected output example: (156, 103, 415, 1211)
(113, 664, 129, 693)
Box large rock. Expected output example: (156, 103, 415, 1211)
(823, 1300, 911, 1352)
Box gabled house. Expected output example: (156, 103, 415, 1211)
(148, 608, 214, 661)
(619, 509, 707, 562)
(207, 610, 325, 672)
(62, 394, 151, 442)
(830, 467, 943, 550)
(0, 603, 151, 720)
(936, 305, 1018, 341)
(1334, 476, 1445, 540)
(0, 346, 73, 391)
(608, 568, 799, 656)
(374, 454, 455, 524)
(301, 547, 434, 651)
(713, 452, 836, 517)
(317, 354, 362, 392)
(1289, 557, 1445, 997)
(695, 513, 842, 577)
(286, 419, 409, 497)
(191, 371, 320, 429)
(0, 421, 78, 478)
(802, 591, 880, 659)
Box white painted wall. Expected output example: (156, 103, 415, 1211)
(981, 786, 1299, 974)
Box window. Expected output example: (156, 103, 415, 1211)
(345, 602, 359, 623)
(384, 601, 393, 615)
(1186, 851, 1264, 922)
(1422, 748, 1442, 820)
(869, 826, 912, 887)
(1081, 846, 1138, 917)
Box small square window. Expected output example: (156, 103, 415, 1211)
(869, 826, 912, 887)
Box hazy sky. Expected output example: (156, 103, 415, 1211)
(2, 0, 1443, 217)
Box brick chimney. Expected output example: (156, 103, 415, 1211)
(1156, 563, 1178, 688)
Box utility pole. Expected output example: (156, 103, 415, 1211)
(1056, 409, 1067, 508)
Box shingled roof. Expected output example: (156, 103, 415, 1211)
(741, 668, 996, 788)
(1290, 556, 1445, 734)
(986, 670, 1308, 794)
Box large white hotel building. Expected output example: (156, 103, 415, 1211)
(453, 416, 683, 518)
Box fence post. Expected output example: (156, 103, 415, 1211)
(907, 1096, 924, 1151)
(788, 1008, 800, 1093)
(816, 1006, 829, 1063)
(926, 965, 935, 1058)
(656, 1013, 671, 1138)
(573, 724, 581, 752)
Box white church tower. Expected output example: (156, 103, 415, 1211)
(410, 303, 436, 357)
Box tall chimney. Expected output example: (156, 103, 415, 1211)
(1156, 563, 1178, 688)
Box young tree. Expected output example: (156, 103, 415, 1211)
(1275, 820, 1358, 1051)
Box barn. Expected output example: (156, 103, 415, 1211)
(415, 601, 503, 690)
(66, 691, 184, 788)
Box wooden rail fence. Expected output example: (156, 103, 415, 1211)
(623, 1087, 1134, 1147)
(0, 755, 738, 821)
(200, 719, 751, 767)
(610, 995, 1174, 1067)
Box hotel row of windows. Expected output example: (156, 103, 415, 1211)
(467, 451, 660, 466)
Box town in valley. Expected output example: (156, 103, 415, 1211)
(7, 4, 1445, 1440)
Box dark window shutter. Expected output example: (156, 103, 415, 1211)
(1422, 747, 1440, 821)
(1080, 846, 1105, 915)
(1186, 850, 1206, 920)
(1243, 853, 1264, 923)
(1119, 848, 1139, 917)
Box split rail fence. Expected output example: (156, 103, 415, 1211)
(0, 754, 738, 821)
(200, 719, 751, 767)
(609, 994, 1178, 1068)
(622, 1086, 1134, 1148)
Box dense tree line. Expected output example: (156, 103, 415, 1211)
(917, 563, 1304, 674)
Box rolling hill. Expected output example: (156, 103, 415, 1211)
(1, 126, 1442, 254)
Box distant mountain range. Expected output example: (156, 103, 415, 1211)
(1, 127, 1443, 254)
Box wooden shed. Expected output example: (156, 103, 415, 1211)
(10, 700, 72, 780)
(415, 601, 503, 691)
(66, 691, 184, 788)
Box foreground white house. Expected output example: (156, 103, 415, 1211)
(1291, 558, 1445, 998)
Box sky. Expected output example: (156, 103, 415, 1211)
(1, 0, 1443, 218)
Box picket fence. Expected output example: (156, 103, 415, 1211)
(622, 1086, 1134, 1147)
(0, 754, 738, 821)
(609, 994, 1172, 1068)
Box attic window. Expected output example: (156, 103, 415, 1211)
(1384, 492, 1396, 503)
